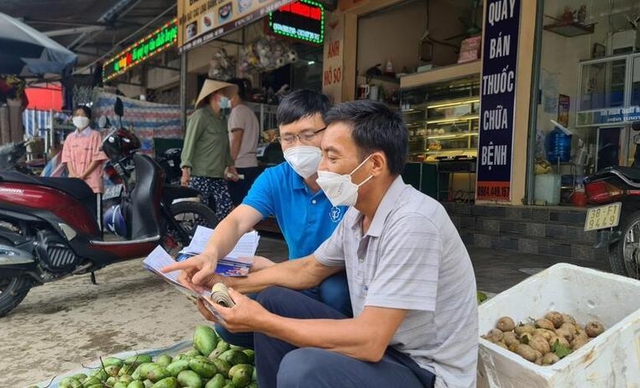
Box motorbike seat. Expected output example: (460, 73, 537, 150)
(614, 166, 640, 182)
(0, 172, 97, 216)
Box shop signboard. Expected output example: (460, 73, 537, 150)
(103, 19, 178, 82)
(577, 106, 640, 126)
(177, 0, 295, 53)
(267, 0, 325, 44)
(322, 11, 344, 102)
(476, 0, 521, 202)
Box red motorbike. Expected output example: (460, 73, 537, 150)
(0, 125, 217, 316)
(584, 121, 640, 279)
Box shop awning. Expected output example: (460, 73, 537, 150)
(25, 84, 63, 111)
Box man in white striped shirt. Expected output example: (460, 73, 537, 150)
(192, 100, 478, 388)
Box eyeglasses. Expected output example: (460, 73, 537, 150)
(278, 127, 326, 145)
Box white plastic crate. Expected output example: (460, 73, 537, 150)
(477, 263, 640, 388)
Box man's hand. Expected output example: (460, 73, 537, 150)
(161, 252, 224, 293)
(181, 168, 191, 187)
(249, 256, 275, 273)
(197, 288, 269, 333)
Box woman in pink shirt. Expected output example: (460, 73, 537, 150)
(61, 106, 108, 194)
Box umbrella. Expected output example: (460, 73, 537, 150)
(0, 12, 77, 76)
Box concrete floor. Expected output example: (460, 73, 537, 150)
(469, 246, 610, 294)
(0, 235, 611, 387)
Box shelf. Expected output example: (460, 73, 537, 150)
(367, 74, 400, 85)
(543, 21, 595, 37)
(426, 132, 478, 140)
(400, 61, 481, 89)
(426, 115, 479, 125)
(428, 98, 480, 109)
(403, 98, 479, 114)
(402, 108, 426, 114)
(425, 148, 477, 155)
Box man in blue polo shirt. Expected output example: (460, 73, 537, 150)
(165, 89, 350, 347)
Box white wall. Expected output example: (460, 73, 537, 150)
(356, 0, 470, 76)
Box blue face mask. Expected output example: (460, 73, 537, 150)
(218, 96, 230, 109)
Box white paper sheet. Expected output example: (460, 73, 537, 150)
(181, 226, 260, 261)
(143, 246, 211, 298)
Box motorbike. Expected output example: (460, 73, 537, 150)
(103, 147, 183, 205)
(583, 120, 640, 279)
(100, 110, 182, 208)
(0, 102, 218, 317)
(156, 147, 183, 186)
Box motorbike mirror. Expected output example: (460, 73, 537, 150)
(632, 121, 640, 131)
(114, 97, 124, 118)
(97, 116, 110, 129)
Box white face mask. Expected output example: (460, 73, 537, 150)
(218, 96, 230, 109)
(316, 155, 373, 207)
(72, 116, 90, 130)
(283, 146, 322, 179)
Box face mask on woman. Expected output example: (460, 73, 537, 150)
(218, 96, 231, 109)
(72, 116, 90, 130)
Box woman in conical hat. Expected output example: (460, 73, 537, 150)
(180, 79, 239, 221)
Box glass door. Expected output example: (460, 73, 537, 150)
(631, 54, 640, 116)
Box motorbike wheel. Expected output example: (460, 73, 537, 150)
(609, 210, 640, 279)
(0, 277, 32, 317)
(162, 201, 219, 254)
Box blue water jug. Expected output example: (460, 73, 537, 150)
(546, 127, 572, 163)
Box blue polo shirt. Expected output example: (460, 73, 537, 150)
(243, 162, 346, 259)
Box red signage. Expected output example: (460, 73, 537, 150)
(279, 1, 322, 20)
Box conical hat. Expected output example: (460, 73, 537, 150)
(195, 79, 238, 108)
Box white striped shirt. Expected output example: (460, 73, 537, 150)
(315, 176, 478, 388)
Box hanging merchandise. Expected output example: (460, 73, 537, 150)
(208, 48, 236, 81)
(239, 37, 298, 75)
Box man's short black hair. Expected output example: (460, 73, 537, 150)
(325, 100, 408, 176)
(74, 105, 92, 119)
(276, 89, 331, 126)
(228, 78, 248, 100)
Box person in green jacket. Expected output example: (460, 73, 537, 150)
(181, 80, 239, 221)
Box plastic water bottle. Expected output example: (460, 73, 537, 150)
(546, 127, 572, 163)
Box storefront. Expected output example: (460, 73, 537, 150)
(171, 0, 640, 210)
(175, 0, 331, 232)
(324, 0, 639, 210)
(323, 0, 536, 206)
(176, 0, 328, 136)
(529, 0, 640, 206)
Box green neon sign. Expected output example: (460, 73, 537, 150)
(103, 19, 178, 82)
(268, 0, 324, 44)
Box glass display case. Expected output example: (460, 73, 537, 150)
(400, 75, 480, 162)
(575, 53, 640, 171)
